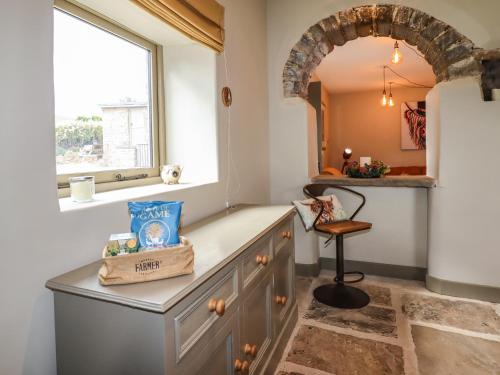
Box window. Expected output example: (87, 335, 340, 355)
(54, 0, 163, 189)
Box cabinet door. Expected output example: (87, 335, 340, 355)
(241, 273, 273, 375)
(273, 243, 294, 335)
(180, 311, 240, 375)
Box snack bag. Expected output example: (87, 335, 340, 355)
(128, 201, 183, 249)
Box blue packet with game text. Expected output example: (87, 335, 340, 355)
(128, 201, 183, 249)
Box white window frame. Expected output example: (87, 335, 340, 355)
(54, 0, 165, 195)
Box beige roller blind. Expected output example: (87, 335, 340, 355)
(131, 0, 224, 52)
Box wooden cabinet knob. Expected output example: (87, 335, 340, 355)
(282, 231, 292, 239)
(243, 343, 251, 355)
(208, 298, 226, 316)
(234, 359, 242, 370)
(244, 343, 258, 357)
(255, 255, 269, 266)
(241, 360, 250, 372)
(234, 359, 249, 372)
(275, 295, 287, 305)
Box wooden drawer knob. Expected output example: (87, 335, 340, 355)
(255, 255, 269, 266)
(208, 298, 226, 316)
(244, 343, 258, 357)
(241, 361, 250, 372)
(275, 295, 287, 305)
(282, 231, 292, 239)
(234, 359, 249, 372)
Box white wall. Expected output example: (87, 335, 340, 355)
(0, 0, 269, 373)
(164, 45, 218, 184)
(427, 78, 500, 287)
(425, 86, 441, 179)
(320, 187, 428, 268)
(267, 0, 500, 287)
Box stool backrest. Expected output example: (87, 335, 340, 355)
(303, 184, 367, 222)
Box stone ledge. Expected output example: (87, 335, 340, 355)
(311, 175, 436, 188)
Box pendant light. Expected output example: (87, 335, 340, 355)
(381, 66, 387, 106)
(391, 41, 403, 64)
(388, 82, 394, 107)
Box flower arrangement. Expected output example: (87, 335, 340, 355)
(346, 160, 391, 178)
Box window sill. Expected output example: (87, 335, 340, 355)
(59, 181, 215, 212)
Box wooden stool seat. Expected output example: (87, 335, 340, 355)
(316, 220, 372, 235)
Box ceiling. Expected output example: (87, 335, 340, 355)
(314, 36, 436, 94)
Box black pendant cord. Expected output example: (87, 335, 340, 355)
(384, 65, 432, 88)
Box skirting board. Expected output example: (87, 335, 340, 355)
(319, 257, 427, 281)
(297, 259, 500, 302)
(295, 262, 320, 277)
(426, 274, 500, 303)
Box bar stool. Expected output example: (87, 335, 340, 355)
(303, 184, 372, 309)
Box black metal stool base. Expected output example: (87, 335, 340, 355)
(313, 283, 370, 309)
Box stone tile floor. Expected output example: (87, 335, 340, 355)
(275, 271, 500, 375)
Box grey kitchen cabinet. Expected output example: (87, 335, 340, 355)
(192, 310, 240, 375)
(273, 242, 295, 336)
(241, 272, 273, 374)
(46, 205, 297, 375)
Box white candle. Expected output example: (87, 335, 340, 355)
(360, 157, 372, 166)
(69, 176, 95, 203)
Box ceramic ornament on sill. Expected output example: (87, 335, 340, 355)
(161, 164, 183, 184)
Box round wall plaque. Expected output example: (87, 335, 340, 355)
(221, 86, 232, 107)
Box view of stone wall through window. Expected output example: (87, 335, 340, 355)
(55, 99, 151, 175)
(54, 8, 152, 176)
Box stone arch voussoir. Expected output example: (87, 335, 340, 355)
(283, 4, 485, 98)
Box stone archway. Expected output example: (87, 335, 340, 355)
(283, 4, 486, 98)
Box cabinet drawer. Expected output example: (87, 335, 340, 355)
(242, 237, 272, 289)
(273, 218, 293, 255)
(174, 267, 238, 361)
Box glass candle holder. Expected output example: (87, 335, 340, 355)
(69, 176, 95, 203)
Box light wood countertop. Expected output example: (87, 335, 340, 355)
(46, 205, 295, 313)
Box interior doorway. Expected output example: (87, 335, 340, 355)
(307, 36, 435, 176)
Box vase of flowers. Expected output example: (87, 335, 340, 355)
(346, 160, 391, 178)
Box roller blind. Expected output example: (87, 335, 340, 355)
(131, 0, 224, 52)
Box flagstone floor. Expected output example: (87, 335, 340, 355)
(275, 271, 500, 375)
